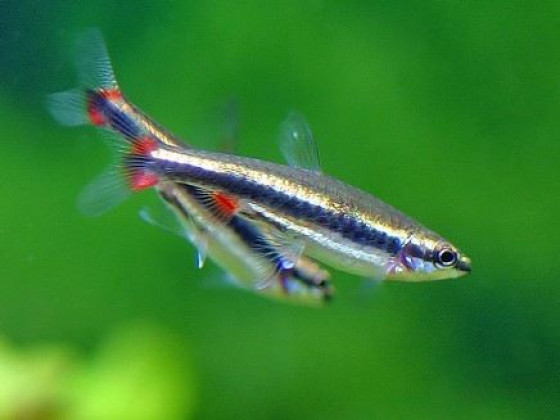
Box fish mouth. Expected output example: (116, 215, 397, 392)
(456, 255, 472, 273)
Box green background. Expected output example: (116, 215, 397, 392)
(1, 1, 559, 418)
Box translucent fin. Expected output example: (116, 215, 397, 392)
(279, 112, 321, 171)
(183, 223, 208, 270)
(141, 199, 208, 269)
(77, 166, 130, 217)
(196, 240, 208, 269)
(218, 98, 240, 153)
(253, 259, 284, 291)
(266, 227, 306, 270)
(47, 28, 118, 128)
(247, 217, 307, 290)
(75, 28, 118, 90)
(48, 29, 158, 217)
(155, 186, 211, 269)
(237, 202, 307, 266)
(46, 89, 89, 126)
(139, 204, 185, 237)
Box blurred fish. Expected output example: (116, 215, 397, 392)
(48, 29, 471, 284)
(148, 181, 332, 304)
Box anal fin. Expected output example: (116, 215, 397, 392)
(77, 166, 130, 217)
(187, 187, 241, 225)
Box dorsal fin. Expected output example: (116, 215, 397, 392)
(279, 112, 321, 172)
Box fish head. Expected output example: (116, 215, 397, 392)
(386, 231, 471, 282)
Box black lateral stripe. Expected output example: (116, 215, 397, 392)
(88, 90, 140, 139)
(180, 185, 321, 288)
(106, 105, 141, 139)
(161, 162, 401, 254)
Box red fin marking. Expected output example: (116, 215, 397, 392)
(100, 88, 122, 101)
(87, 102, 105, 126)
(132, 136, 158, 155)
(212, 192, 239, 216)
(86, 89, 122, 126)
(130, 171, 159, 191)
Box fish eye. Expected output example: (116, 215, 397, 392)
(435, 248, 457, 268)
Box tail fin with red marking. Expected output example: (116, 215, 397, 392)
(75, 134, 159, 217)
(47, 29, 161, 216)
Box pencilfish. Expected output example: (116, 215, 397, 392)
(48, 29, 471, 284)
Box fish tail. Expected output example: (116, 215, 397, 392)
(47, 28, 123, 129)
(47, 28, 163, 216)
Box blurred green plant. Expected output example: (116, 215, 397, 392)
(0, 324, 195, 420)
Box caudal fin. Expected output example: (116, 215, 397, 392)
(47, 28, 120, 127)
(47, 29, 162, 217)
